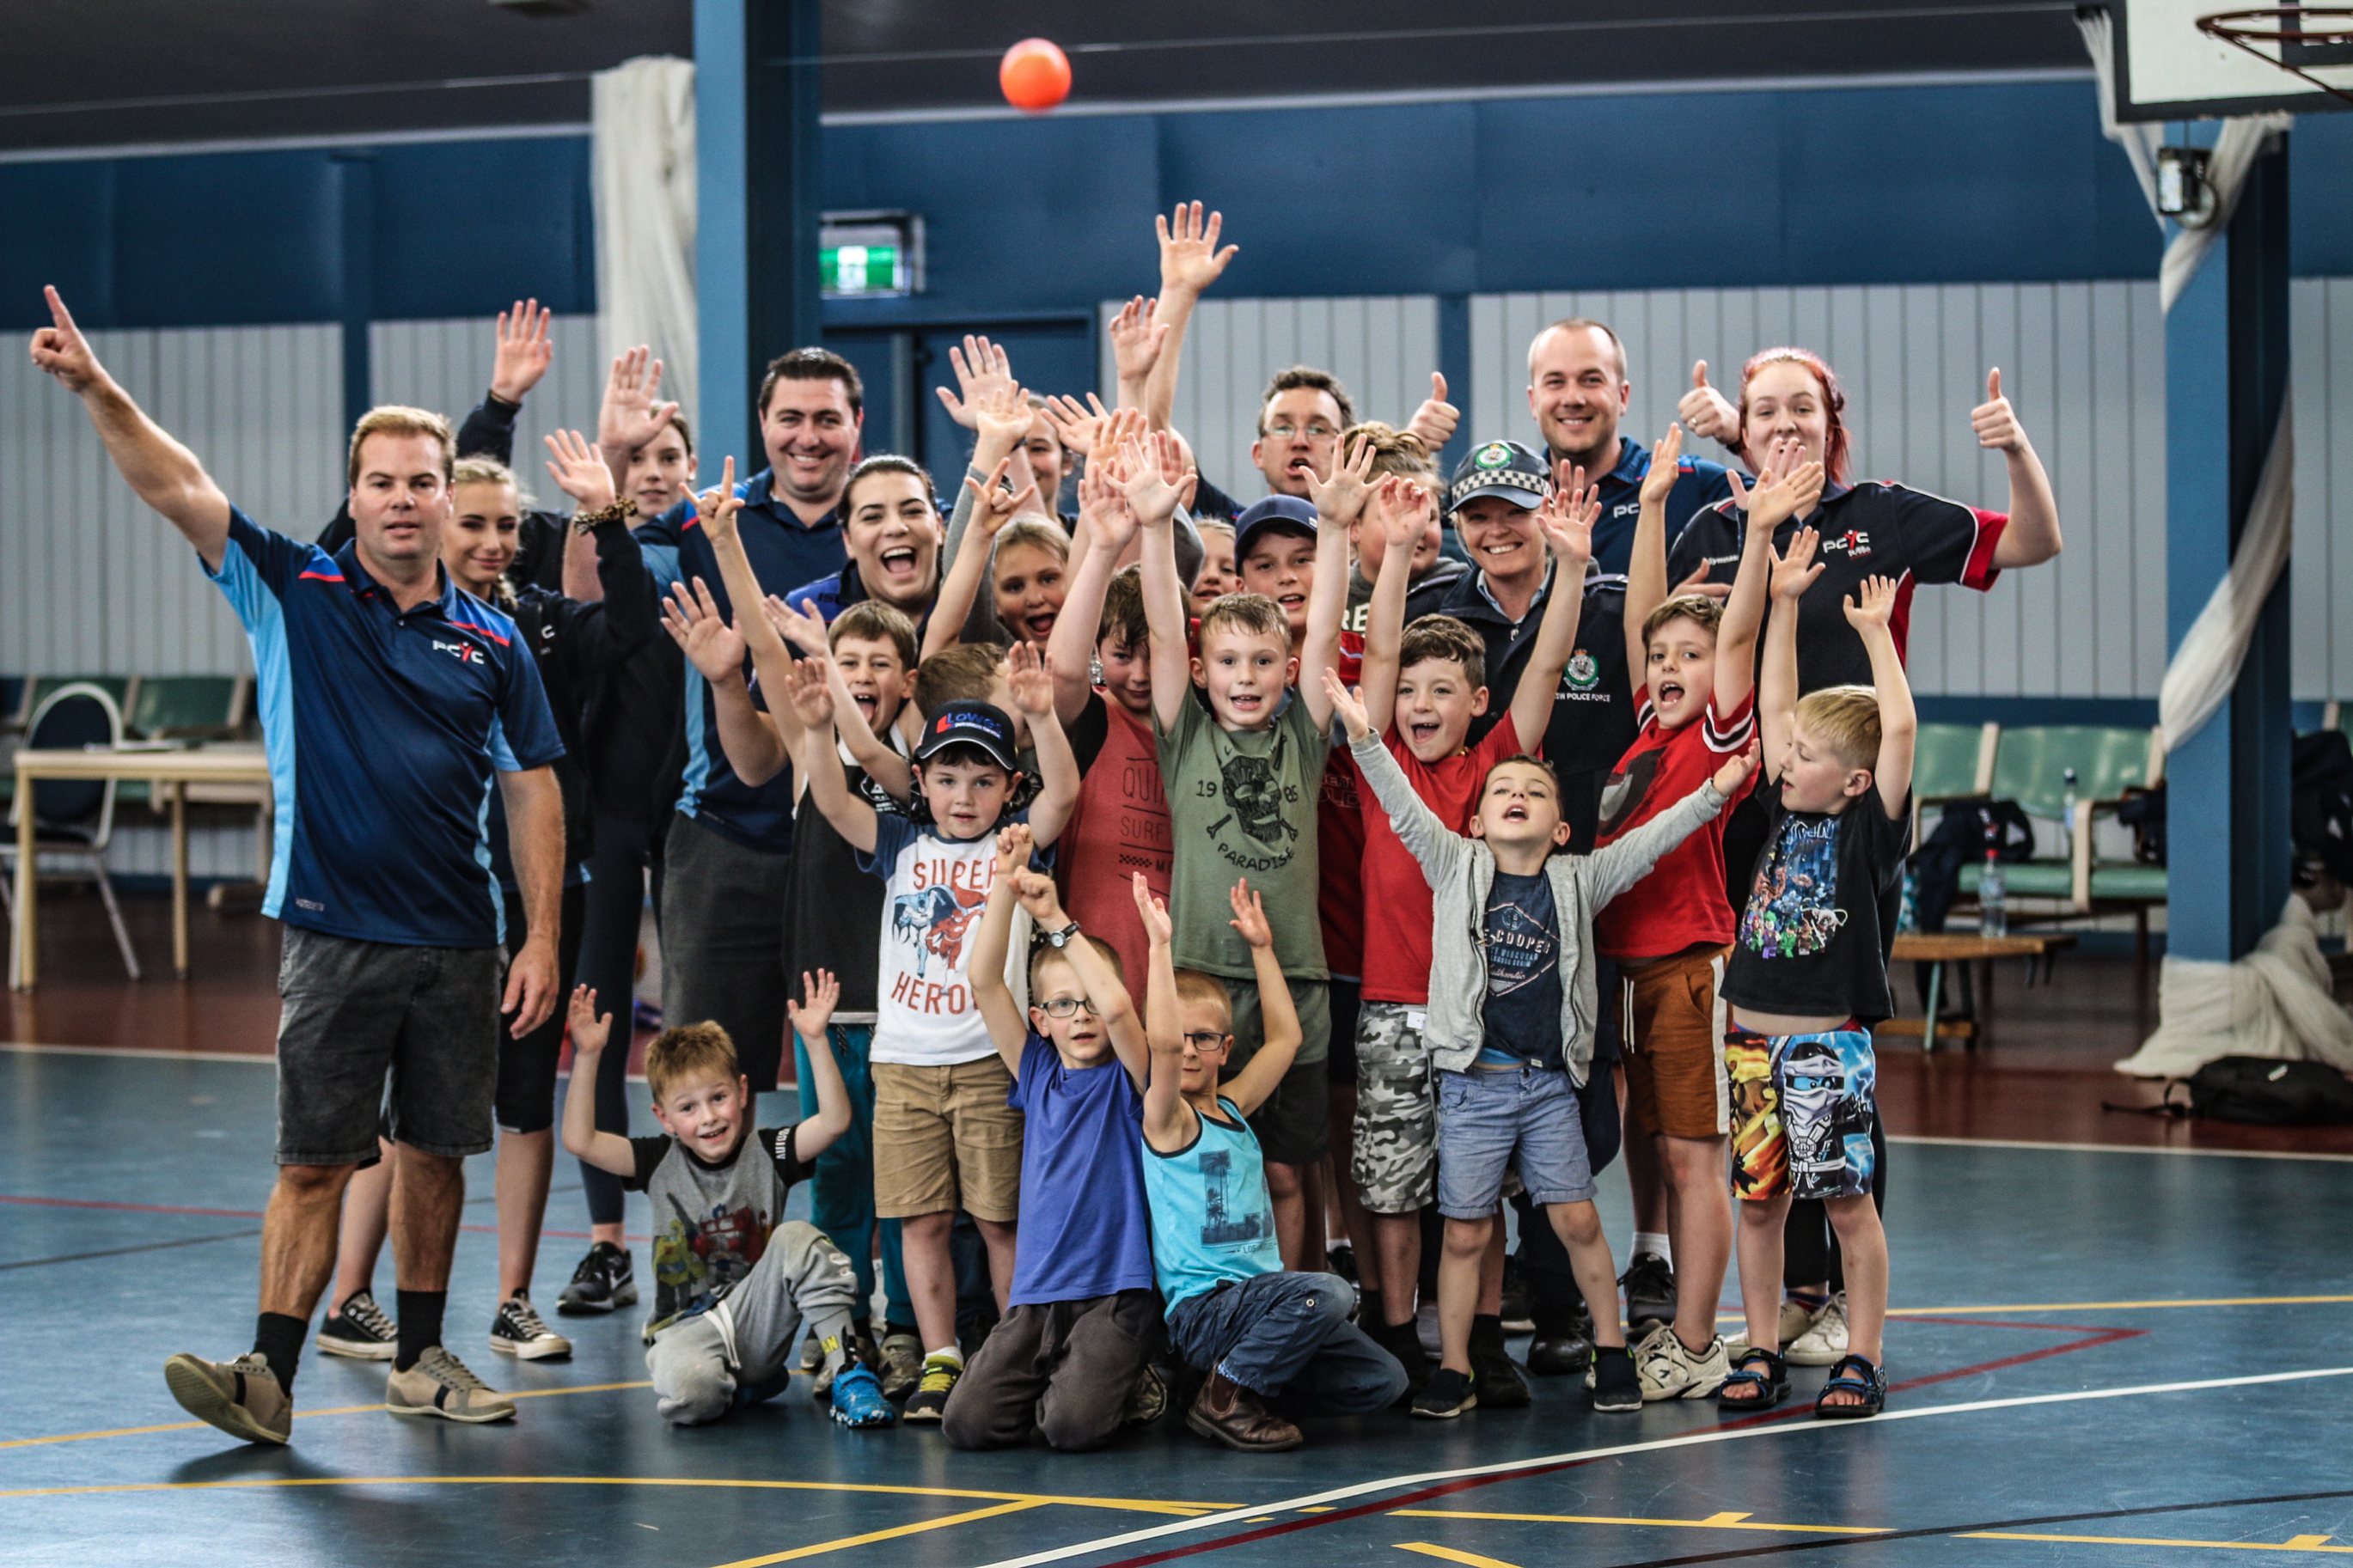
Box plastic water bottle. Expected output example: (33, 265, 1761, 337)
(1980, 849, 2008, 937)
(2057, 767, 2079, 862)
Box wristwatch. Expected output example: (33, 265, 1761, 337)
(1041, 920, 1082, 949)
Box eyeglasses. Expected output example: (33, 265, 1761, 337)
(1036, 997, 1102, 1018)
(1183, 1031, 1228, 1049)
(1264, 421, 1339, 442)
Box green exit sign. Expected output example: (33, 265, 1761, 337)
(820, 211, 923, 299)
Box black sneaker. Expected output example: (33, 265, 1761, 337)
(1526, 1303, 1594, 1376)
(1469, 1320, 1531, 1408)
(1369, 1317, 1430, 1407)
(1411, 1366, 1476, 1419)
(490, 1292, 572, 1360)
(1326, 1240, 1359, 1284)
(1500, 1257, 1534, 1334)
(1621, 1252, 1677, 1334)
(317, 1289, 397, 1360)
(1590, 1345, 1642, 1413)
(557, 1242, 638, 1316)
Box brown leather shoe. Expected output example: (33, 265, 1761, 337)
(1184, 1370, 1304, 1452)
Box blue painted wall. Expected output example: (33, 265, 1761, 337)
(4, 81, 2352, 333)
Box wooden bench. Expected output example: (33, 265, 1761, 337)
(1882, 931, 2078, 1052)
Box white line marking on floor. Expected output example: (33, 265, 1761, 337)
(972, 1365, 2353, 1568)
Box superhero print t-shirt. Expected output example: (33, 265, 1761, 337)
(859, 810, 1032, 1066)
(1720, 794, 1910, 1025)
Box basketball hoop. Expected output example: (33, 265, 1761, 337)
(2197, 7, 2353, 107)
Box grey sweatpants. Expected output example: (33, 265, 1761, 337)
(644, 1219, 859, 1425)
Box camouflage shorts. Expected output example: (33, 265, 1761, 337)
(1352, 1002, 1437, 1214)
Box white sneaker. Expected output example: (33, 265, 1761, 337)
(489, 1293, 572, 1361)
(1635, 1323, 1730, 1400)
(1729, 1296, 1823, 1353)
(1785, 1291, 1850, 1367)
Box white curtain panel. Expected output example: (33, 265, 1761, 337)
(2116, 894, 2353, 1077)
(593, 55, 699, 428)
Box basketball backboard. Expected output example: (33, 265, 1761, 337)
(2106, 0, 2353, 119)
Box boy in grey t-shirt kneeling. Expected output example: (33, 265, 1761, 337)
(561, 979, 893, 1428)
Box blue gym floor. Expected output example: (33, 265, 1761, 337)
(8, 1044, 2353, 1568)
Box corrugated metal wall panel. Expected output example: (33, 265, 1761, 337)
(1097, 296, 1439, 500)
(369, 314, 605, 498)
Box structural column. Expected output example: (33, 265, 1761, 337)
(696, 0, 823, 465)
(2163, 135, 2291, 962)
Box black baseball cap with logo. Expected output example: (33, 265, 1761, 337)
(914, 700, 1020, 772)
(1447, 439, 1551, 516)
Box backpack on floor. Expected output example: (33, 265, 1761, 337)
(2185, 1056, 2353, 1126)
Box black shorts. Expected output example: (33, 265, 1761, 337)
(494, 882, 588, 1135)
(1325, 977, 1362, 1086)
(275, 928, 504, 1165)
(1222, 974, 1331, 1166)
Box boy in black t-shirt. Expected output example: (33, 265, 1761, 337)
(1716, 531, 1913, 1422)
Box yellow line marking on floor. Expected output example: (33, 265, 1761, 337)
(1962, 1531, 2353, 1553)
(706, 1499, 1047, 1566)
(1708, 1294, 2353, 1324)
(0, 1380, 653, 1449)
(1396, 1545, 1527, 1568)
(0, 1475, 1228, 1513)
(1394, 1508, 1887, 1535)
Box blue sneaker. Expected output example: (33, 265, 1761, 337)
(829, 1364, 895, 1428)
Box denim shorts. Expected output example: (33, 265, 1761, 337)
(275, 927, 504, 1165)
(1433, 1064, 1596, 1218)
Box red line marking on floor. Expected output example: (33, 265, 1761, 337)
(1090, 1321, 2148, 1568)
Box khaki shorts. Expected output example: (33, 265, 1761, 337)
(1618, 946, 1731, 1140)
(871, 1058, 1024, 1223)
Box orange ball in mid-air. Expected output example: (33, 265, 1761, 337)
(999, 37, 1072, 113)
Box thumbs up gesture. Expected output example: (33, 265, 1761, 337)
(1971, 368, 2026, 454)
(1676, 359, 1742, 448)
(1404, 370, 1459, 453)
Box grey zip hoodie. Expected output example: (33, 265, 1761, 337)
(1350, 731, 1729, 1085)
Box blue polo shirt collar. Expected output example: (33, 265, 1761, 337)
(333, 540, 461, 619)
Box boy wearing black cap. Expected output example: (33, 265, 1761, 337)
(790, 644, 1079, 1425)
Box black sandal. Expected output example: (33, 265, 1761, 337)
(1715, 1347, 1788, 1409)
(1814, 1352, 1886, 1419)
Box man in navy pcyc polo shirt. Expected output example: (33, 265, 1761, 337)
(32, 288, 565, 1447)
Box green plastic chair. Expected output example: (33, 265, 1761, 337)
(1985, 725, 2157, 821)
(127, 674, 245, 739)
(1913, 722, 1995, 801)
(26, 675, 132, 717)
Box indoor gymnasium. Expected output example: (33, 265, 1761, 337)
(7, 4, 2353, 1565)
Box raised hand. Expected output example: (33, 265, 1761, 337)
(1011, 868, 1064, 924)
(1114, 434, 1185, 528)
(995, 821, 1036, 881)
(1739, 455, 1825, 535)
(1536, 467, 1598, 570)
(1133, 874, 1173, 948)
(760, 593, 834, 657)
(1403, 371, 1459, 453)
(782, 656, 835, 728)
(565, 985, 611, 1056)
(682, 456, 746, 546)
(490, 299, 554, 404)
(1301, 433, 1378, 528)
(1108, 296, 1168, 388)
(29, 287, 105, 394)
(1843, 573, 1899, 631)
(1042, 392, 1110, 457)
(1321, 667, 1373, 742)
(1157, 201, 1238, 296)
(1769, 527, 1825, 603)
(969, 381, 1035, 457)
(1971, 368, 2025, 453)
(1711, 736, 1762, 796)
(1076, 465, 1139, 555)
(1639, 424, 1685, 508)
(543, 429, 617, 512)
(963, 455, 1042, 544)
(661, 579, 748, 684)
(1227, 878, 1273, 949)
(787, 969, 840, 1040)
(598, 346, 677, 459)
(1379, 474, 1436, 554)
(935, 334, 1016, 430)
(1671, 560, 1734, 602)
(1676, 360, 1741, 443)
(1004, 640, 1055, 716)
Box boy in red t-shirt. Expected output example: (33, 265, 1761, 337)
(1595, 424, 1815, 1402)
(1349, 465, 1598, 1396)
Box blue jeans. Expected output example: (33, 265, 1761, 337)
(793, 1023, 911, 1327)
(1166, 1272, 1406, 1412)
(1435, 1063, 1596, 1218)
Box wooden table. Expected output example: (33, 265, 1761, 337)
(1883, 930, 2078, 1052)
(11, 746, 272, 987)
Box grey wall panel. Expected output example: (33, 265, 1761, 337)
(2292, 278, 2353, 705)
(1097, 296, 1439, 499)
(370, 314, 606, 501)
(1470, 281, 2179, 698)
(0, 322, 343, 681)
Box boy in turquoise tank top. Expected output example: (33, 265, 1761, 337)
(1134, 874, 1408, 1453)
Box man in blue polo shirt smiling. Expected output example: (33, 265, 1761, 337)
(33, 287, 566, 1446)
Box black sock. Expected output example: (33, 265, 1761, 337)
(394, 1290, 447, 1372)
(884, 1319, 919, 1339)
(253, 1311, 307, 1393)
(1596, 1343, 1631, 1362)
(1470, 1312, 1505, 1350)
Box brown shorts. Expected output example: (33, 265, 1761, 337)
(1618, 946, 1731, 1140)
(871, 1058, 1024, 1223)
